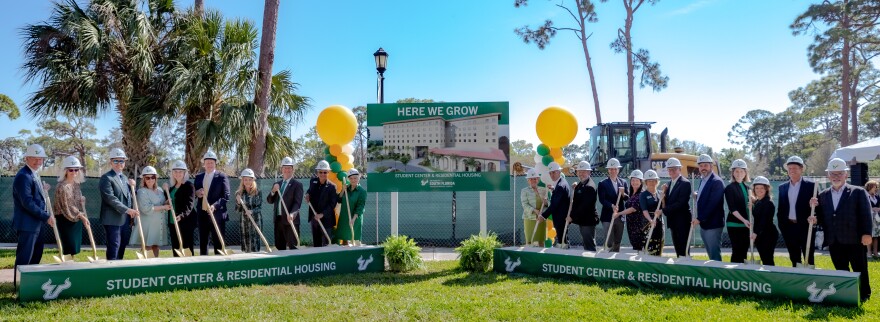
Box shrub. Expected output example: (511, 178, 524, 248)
(383, 235, 423, 273)
(455, 234, 502, 272)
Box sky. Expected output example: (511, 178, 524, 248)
(0, 0, 820, 156)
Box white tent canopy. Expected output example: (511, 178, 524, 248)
(831, 137, 880, 162)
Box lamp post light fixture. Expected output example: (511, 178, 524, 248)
(374, 47, 388, 104)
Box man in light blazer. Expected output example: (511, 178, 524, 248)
(194, 151, 231, 255)
(778, 156, 817, 267)
(267, 156, 304, 250)
(13, 144, 54, 269)
(99, 148, 139, 260)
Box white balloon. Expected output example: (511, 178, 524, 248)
(342, 143, 354, 155)
(540, 171, 554, 187)
(534, 154, 543, 164)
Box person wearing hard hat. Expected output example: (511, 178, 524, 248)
(808, 158, 873, 302)
(778, 155, 817, 267)
(570, 161, 600, 251)
(305, 160, 338, 247)
(13, 144, 54, 268)
(267, 157, 303, 250)
(165, 160, 196, 257)
(640, 170, 665, 256)
(723, 159, 752, 263)
(620, 170, 647, 251)
(194, 151, 231, 255)
(693, 154, 725, 261)
(236, 168, 263, 252)
(598, 158, 628, 252)
(538, 162, 572, 246)
(521, 168, 549, 245)
(335, 168, 367, 245)
(660, 157, 693, 258)
(52, 156, 89, 257)
(130, 166, 170, 258)
(750, 176, 779, 266)
(99, 148, 139, 260)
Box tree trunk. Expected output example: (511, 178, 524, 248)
(578, 7, 601, 124)
(185, 107, 210, 173)
(247, 0, 280, 176)
(840, 12, 851, 147)
(625, 3, 635, 123)
(195, 0, 204, 16)
(120, 105, 153, 178)
(849, 51, 859, 145)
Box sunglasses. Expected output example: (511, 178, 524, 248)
(144, 176, 157, 180)
(318, 171, 329, 175)
(111, 160, 125, 164)
(67, 169, 80, 173)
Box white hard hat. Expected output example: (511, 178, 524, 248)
(240, 168, 255, 178)
(202, 151, 218, 161)
(629, 169, 644, 180)
(526, 168, 539, 179)
(141, 166, 158, 177)
(786, 156, 805, 166)
(606, 158, 623, 169)
(666, 157, 682, 168)
(25, 144, 48, 158)
(644, 170, 660, 180)
(825, 158, 849, 172)
(171, 160, 188, 171)
(753, 176, 770, 186)
(576, 161, 592, 171)
(730, 159, 748, 170)
(348, 168, 360, 177)
(108, 148, 127, 160)
(61, 156, 82, 168)
(315, 160, 331, 171)
(548, 162, 562, 172)
(281, 157, 294, 167)
(697, 154, 713, 164)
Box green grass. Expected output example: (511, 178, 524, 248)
(0, 255, 878, 320)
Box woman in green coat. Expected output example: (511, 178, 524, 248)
(336, 169, 367, 245)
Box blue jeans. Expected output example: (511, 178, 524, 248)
(701, 227, 723, 261)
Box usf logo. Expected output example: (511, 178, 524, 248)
(421, 178, 430, 186)
(806, 282, 836, 303)
(504, 256, 521, 272)
(357, 255, 374, 271)
(41, 278, 71, 300)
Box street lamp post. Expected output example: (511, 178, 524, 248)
(374, 48, 388, 104)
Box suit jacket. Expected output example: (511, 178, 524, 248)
(170, 181, 197, 229)
(662, 175, 693, 226)
(815, 184, 872, 245)
(752, 196, 778, 237)
(598, 177, 628, 222)
(267, 177, 304, 224)
(193, 171, 231, 221)
(12, 166, 50, 232)
(542, 177, 572, 220)
(724, 182, 749, 225)
(777, 179, 816, 227)
(571, 178, 600, 226)
(306, 178, 337, 224)
(99, 170, 133, 227)
(695, 172, 725, 229)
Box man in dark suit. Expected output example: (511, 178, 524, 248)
(598, 158, 627, 252)
(13, 144, 54, 269)
(267, 156, 304, 250)
(194, 151, 231, 255)
(569, 161, 599, 251)
(539, 162, 572, 245)
(692, 154, 725, 261)
(99, 148, 139, 260)
(306, 160, 337, 247)
(777, 156, 817, 267)
(661, 158, 692, 257)
(809, 158, 872, 302)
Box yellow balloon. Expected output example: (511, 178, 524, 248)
(337, 153, 351, 165)
(535, 106, 578, 148)
(342, 162, 354, 172)
(329, 144, 342, 156)
(549, 147, 563, 159)
(555, 157, 566, 166)
(316, 105, 358, 145)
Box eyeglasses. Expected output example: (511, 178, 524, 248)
(144, 176, 156, 180)
(318, 171, 329, 175)
(67, 169, 80, 173)
(111, 160, 125, 164)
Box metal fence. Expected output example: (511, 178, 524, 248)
(0, 174, 872, 250)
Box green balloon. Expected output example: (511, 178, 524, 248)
(537, 144, 550, 156)
(337, 171, 347, 181)
(330, 161, 342, 172)
(323, 146, 331, 155)
(325, 154, 337, 163)
(542, 155, 553, 166)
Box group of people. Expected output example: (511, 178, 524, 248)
(12, 144, 368, 268)
(521, 155, 875, 302)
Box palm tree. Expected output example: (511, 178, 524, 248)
(248, 0, 281, 175)
(0, 94, 21, 120)
(21, 0, 176, 175)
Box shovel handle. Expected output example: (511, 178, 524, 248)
(237, 195, 273, 252)
(307, 201, 332, 244)
(278, 194, 301, 247)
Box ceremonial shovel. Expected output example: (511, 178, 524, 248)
(343, 188, 358, 246)
(798, 183, 819, 269)
(529, 192, 548, 246)
(601, 187, 625, 252)
(236, 195, 273, 253)
(556, 185, 577, 250)
(641, 187, 666, 255)
(745, 191, 760, 265)
(129, 184, 153, 259)
(278, 195, 302, 247)
(80, 200, 101, 262)
(163, 186, 191, 257)
(685, 173, 697, 259)
(43, 190, 73, 263)
(205, 202, 233, 256)
(307, 201, 333, 246)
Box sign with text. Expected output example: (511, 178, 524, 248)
(367, 102, 510, 192)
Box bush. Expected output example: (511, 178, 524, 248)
(455, 234, 502, 272)
(383, 235, 423, 273)
(374, 166, 390, 173)
(418, 159, 431, 166)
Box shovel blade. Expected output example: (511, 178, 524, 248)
(136, 250, 151, 260)
(173, 249, 185, 257)
(87, 256, 98, 263)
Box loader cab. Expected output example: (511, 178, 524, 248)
(588, 122, 654, 174)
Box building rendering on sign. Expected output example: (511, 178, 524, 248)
(380, 113, 507, 172)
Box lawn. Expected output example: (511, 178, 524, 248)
(0, 252, 878, 320)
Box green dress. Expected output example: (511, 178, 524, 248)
(53, 181, 85, 255)
(334, 184, 366, 242)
